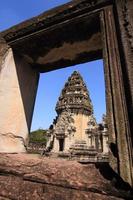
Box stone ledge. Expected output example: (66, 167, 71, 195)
(0, 154, 132, 200)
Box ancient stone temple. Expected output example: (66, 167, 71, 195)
(0, 0, 133, 197)
(46, 71, 108, 161)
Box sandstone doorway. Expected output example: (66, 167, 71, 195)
(59, 139, 64, 152)
(0, 0, 132, 186)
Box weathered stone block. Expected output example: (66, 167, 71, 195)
(0, 133, 25, 153)
(0, 45, 39, 153)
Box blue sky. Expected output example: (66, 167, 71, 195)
(0, 0, 106, 131)
(32, 61, 106, 130)
(0, 0, 71, 31)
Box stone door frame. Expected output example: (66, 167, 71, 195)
(0, 0, 132, 186)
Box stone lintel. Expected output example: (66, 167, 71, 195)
(1, 0, 112, 43)
(0, 1, 113, 72)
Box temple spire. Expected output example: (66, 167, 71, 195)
(56, 71, 93, 115)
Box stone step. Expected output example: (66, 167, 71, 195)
(69, 140, 98, 157)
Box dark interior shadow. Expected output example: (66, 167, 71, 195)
(110, 142, 119, 158)
(14, 53, 39, 144)
(95, 162, 133, 199)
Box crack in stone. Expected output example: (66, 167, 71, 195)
(0, 171, 124, 199)
(23, 176, 124, 199)
(0, 132, 26, 148)
(0, 195, 14, 200)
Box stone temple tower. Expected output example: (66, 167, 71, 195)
(46, 71, 100, 159)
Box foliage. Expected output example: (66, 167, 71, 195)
(29, 129, 47, 144)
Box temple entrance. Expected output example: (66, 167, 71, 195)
(0, 0, 132, 186)
(59, 139, 64, 152)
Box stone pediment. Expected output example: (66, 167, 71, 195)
(54, 109, 76, 138)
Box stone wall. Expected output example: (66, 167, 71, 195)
(27, 142, 46, 154)
(0, 40, 39, 152)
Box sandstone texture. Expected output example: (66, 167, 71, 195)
(0, 154, 132, 200)
(0, 46, 39, 153)
(0, 133, 26, 153)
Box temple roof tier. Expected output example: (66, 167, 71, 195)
(56, 71, 93, 115)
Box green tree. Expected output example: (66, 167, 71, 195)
(29, 129, 47, 144)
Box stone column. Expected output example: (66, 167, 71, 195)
(0, 39, 39, 153)
(64, 136, 72, 152)
(115, 0, 133, 187)
(102, 6, 133, 186)
(102, 130, 108, 154)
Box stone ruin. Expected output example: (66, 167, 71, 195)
(0, 0, 133, 190)
(45, 71, 108, 162)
